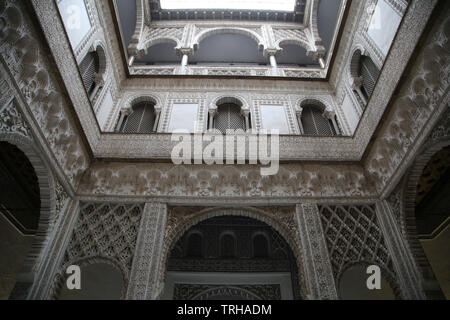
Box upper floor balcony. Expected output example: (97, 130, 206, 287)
(112, 0, 348, 79)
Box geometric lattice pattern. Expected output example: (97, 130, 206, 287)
(301, 105, 336, 136)
(63, 203, 143, 272)
(360, 56, 380, 99)
(121, 102, 156, 133)
(79, 51, 99, 95)
(214, 104, 246, 134)
(319, 205, 394, 279)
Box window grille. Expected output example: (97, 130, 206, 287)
(221, 234, 236, 258)
(214, 103, 246, 133)
(301, 105, 336, 136)
(187, 233, 203, 258)
(353, 89, 365, 109)
(360, 56, 380, 99)
(120, 102, 156, 133)
(79, 51, 99, 95)
(253, 234, 269, 258)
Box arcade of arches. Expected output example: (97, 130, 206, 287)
(0, 0, 449, 300)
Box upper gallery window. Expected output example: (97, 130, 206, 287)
(160, 0, 296, 12)
(57, 0, 91, 49)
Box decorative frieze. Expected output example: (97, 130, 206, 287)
(78, 162, 377, 200)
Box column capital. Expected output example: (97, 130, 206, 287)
(128, 47, 147, 59)
(208, 105, 218, 116)
(94, 73, 105, 86)
(176, 47, 194, 57)
(350, 76, 363, 90)
(154, 105, 162, 115)
(122, 106, 133, 116)
(323, 108, 336, 120)
(263, 47, 282, 58)
(240, 108, 250, 117)
(306, 47, 326, 61)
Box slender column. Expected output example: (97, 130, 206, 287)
(89, 76, 104, 102)
(153, 106, 162, 132)
(296, 108, 304, 134)
(177, 48, 193, 75)
(241, 109, 250, 131)
(269, 54, 277, 68)
(208, 107, 217, 130)
(355, 87, 368, 105)
(323, 109, 339, 135)
(115, 107, 132, 132)
(350, 76, 367, 106)
(295, 204, 338, 300)
(265, 48, 281, 77)
(89, 84, 100, 102)
(375, 201, 426, 299)
(128, 48, 147, 67)
(319, 58, 325, 68)
(127, 202, 168, 300)
(181, 54, 189, 67)
(331, 117, 340, 135)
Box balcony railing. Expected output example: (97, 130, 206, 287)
(130, 64, 326, 78)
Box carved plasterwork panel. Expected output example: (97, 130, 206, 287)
(62, 203, 143, 276)
(319, 204, 397, 286)
(0, 97, 31, 139)
(78, 162, 377, 200)
(173, 284, 281, 300)
(1, 0, 90, 186)
(126, 202, 167, 300)
(365, 5, 449, 193)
